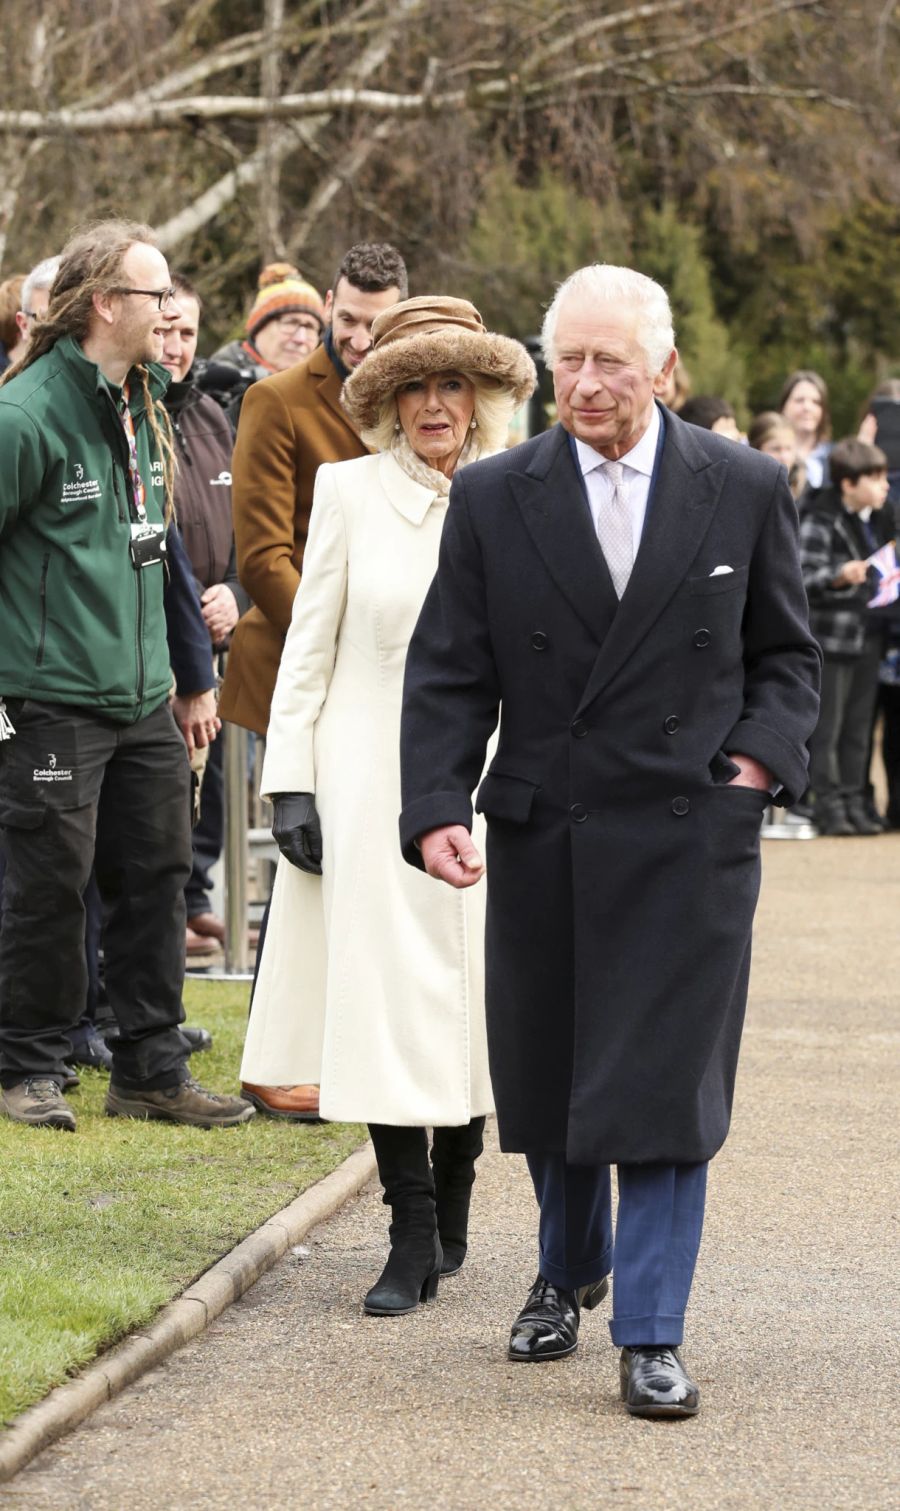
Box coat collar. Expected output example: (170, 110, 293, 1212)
(307, 341, 362, 440)
(377, 449, 441, 525)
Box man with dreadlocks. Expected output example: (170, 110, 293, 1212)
(0, 219, 254, 1131)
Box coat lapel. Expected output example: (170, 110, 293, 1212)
(309, 343, 363, 441)
(509, 425, 619, 646)
(575, 410, 728, 715)
(378, 451, 439, 525)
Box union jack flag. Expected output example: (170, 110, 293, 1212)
(867, 541, 900, 608)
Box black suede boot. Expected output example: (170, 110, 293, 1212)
(364, 1123, 442, 1316)
(431, 1116, 486, 1275)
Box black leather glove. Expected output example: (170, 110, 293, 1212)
(271, 792, 323, 875)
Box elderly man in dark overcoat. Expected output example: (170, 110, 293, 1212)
(399, 264, 821, 1418)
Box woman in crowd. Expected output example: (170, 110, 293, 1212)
(777, 368, 832, 488)
(748, 410, 806, 499)
(240, 297, 535, 1316)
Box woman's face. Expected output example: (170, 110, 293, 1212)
(396, 370, 476, 479)
(781, 380, 823, 442)
(760, 425, 798, 469)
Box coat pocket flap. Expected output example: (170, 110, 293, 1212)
(687, 564, 749, 596)
(475, 771, 539, 823)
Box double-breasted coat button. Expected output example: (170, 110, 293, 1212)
(671, 796, 691, 816)
(571, 719, 588, 738)
(663, 715, 680, 734)
(531, 631, 548, 651)
(570, 803, 588, 823)
(693, 628, 711, 648)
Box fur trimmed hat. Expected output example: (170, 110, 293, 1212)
(245, 262, 324, 340)
(341, 295, 536, 432)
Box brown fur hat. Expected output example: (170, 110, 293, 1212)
(341, 295, 536, 431)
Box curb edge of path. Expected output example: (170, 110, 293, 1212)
(0, 1141, 377, 1485)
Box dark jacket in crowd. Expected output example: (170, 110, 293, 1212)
(799, 483, 893, 658)
(164, 376, 250, 640)
(164, 522, 215, 695)
(0, 336, 173, 720)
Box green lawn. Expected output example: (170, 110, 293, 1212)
(0, 981, 365, 1427)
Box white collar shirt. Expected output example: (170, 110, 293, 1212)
(574, 402, 661, 557)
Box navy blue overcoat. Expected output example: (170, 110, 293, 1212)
(400, 411, 821, 1164)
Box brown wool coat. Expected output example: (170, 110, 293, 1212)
(218, 343, 369, 734)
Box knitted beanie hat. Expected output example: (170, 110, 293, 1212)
(245, 263, 325, 341)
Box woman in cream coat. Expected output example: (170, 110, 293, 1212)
(240, 297, 535, 1315)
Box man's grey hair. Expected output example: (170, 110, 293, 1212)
(21, 255, 61, 314)
(541, 265, 675, 375)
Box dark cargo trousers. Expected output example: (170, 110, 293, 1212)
(0, 698, 192, 1091)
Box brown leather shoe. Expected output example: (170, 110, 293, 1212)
(188, 911, 226, 943)
(240, 1082, 323, 1122)
(186, 926, 218, 956)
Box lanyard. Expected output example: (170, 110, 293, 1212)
(118, 381, 148, 524)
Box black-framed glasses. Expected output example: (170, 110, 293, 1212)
(110, 286, 178, 311)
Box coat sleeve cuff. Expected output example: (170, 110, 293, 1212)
(399, 793, 474, 869)
(724, 720, 809, 807)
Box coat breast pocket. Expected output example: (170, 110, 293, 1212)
(687, 564, 749, 597)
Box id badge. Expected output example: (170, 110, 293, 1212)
(129, 522, 166, 570)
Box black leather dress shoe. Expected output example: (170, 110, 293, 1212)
(619, 1346, 700, 1418)
(179, 1025, 213, 1054)
(508, 1272, 609, 1361)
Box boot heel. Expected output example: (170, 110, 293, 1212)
(420, 1266, 440, 1303)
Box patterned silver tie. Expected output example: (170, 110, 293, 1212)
(596, 459, 633, 598)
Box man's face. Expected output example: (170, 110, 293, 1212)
(323, 277, 402, 371)
(551, 296, 676, 459)
(160, 294, 200, 383)
(107, 242, 181, 368)
(15, 285, 50, 347)
(253, 309, 321, 371)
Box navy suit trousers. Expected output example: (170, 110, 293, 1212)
(526, 1153, 708, 1347)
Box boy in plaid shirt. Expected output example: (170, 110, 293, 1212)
(800, 437, 891, 835)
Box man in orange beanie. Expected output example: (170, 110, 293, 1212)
(212, 262, 324, 379)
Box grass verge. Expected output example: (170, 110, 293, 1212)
(0, 980, 365, 1427)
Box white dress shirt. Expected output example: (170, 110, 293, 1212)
(574, 403, 661, 559)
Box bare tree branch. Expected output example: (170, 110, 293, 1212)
(154, 0, 421, 252)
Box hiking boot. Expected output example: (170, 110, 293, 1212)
(1, 1078, 77, 1130)
(105, 1077, 255, 1128)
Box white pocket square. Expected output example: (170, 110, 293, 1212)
(709, 565, 734, 576)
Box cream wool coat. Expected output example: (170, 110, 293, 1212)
(240, 450, 494, 1126)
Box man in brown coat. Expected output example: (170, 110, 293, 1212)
(220, 242, 407, 1118)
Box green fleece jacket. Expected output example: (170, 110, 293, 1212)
(0, 336, 173, 722)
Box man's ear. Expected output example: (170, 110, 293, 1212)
(14, 310, 29, 342)
(322, 288, 333, 322)
(91, 289, 117, 327)
(653, 347, 679, 395)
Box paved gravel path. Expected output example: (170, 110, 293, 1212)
(4, 837, 898, 1509)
